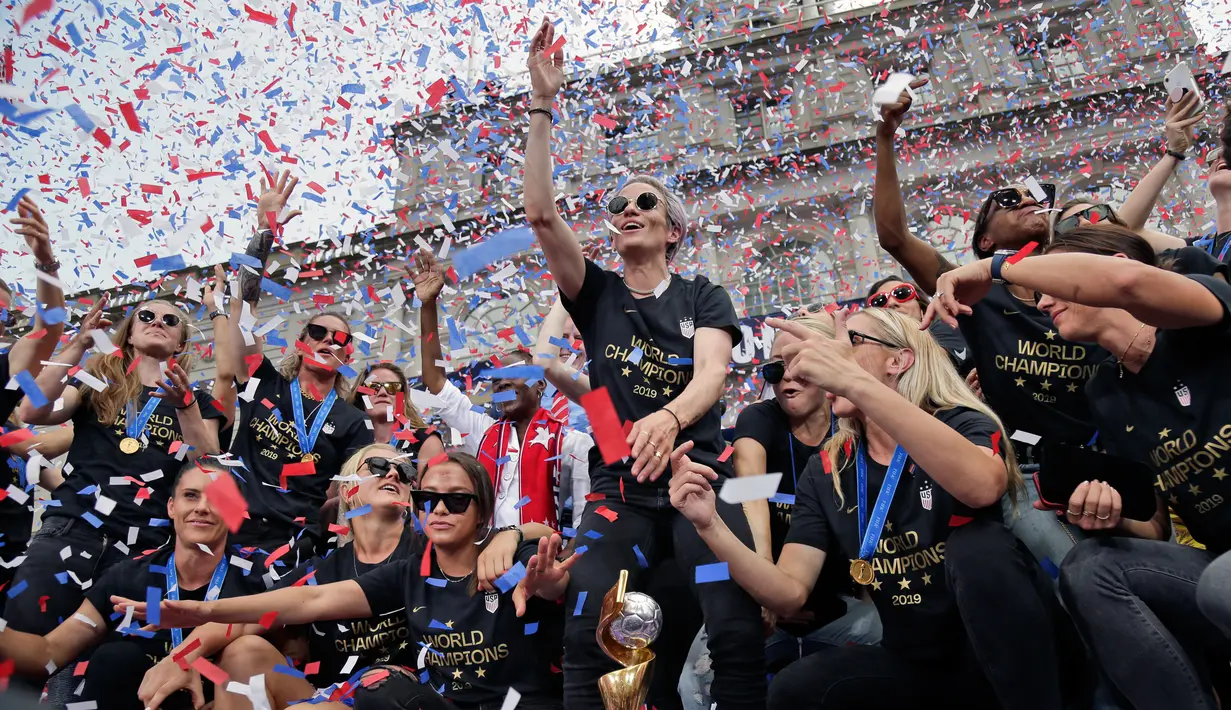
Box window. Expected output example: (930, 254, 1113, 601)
(1047, 42, 1087, 80)
(1011, 31, 1049, 85)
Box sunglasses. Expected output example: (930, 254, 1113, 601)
(137, 309, 182, 328)
(760, 360, 786, 384)
(365, 381, 405, 395)
(867, 284, 918, 309)
(1054, 204, 1115, 235)
(303, 322, 352, 346)
(0, 307, 16, 328)
(412, 490, 477, 515)
(848, 329, 899, 349)
(362, 456, 415, 484)
(607, 191, 659, 215)
(990, 183, 1056, 210)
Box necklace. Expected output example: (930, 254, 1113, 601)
(351, 535, 403, 578)
(622, 276, 668, 296)
(1117, 323, 1148, 379)
(438, 564, 473, 584)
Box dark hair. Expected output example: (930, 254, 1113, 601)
(354, 362, 427, 428)
(865, 276, 931, 305)
(172, 457, 228, 495)
(418, 451, 496, 534)
(1044, 224, 1157, 266)
(1055, 199, 1127, 228)
(971, 192, 999, 259)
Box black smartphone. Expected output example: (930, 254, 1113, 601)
(1034, 442, 1158, 522)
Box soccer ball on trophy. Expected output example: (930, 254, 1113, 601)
(607, 591, 663, 649)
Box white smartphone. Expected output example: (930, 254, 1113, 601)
(1163, 62, 1206, 113)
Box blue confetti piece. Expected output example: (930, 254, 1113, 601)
(6, 579, 27, 598)
(1041, 557, 1060, 580)
(229, 252, 262, 269)
(451, 227, 536, 279)
(668, 357, 694, 366)
(573, 591, 587, 616)
(4, 189, 30, 213)
(38, 306, 66, 325)
(81, 511, 103, 528)
(628, 347, 644, 364)
(633, 545, 648, 568)
(425, 577, 447, 587)
(13, 371, 47, 410)
(494, 561, 527, 593)
(562, 527, 577, 538)
(63, 104, 95, 133)
(478, 365, 545, 381)
(344, 504, 372, 520)
(150, 255, 187, 273)
(149, 518, 172, 527)
(584, 530, 602, 540)
(429, 619, 452, 630)
(261, 278, 292, 301)
(573, 545, 588, 555)
(695, 562, 730, 583)
(273, 664, 305, 679)
(768, 493, 796, 506)
(491, 390, 517, 403)
(340, 83, 365, 95)
(66, 23, 85, 47)
(524, 621, 539, 635)
(513, 496, 532, 510)
(145, 587, 161, 626)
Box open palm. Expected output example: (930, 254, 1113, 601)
(527, 18, 564, 100)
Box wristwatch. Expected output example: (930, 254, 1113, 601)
(498, 525, 524, 545)
(208, 311, 226, 320)
(990, 250, 1015, 285)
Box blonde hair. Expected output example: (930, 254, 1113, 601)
(83, 299, 193, 426)
(353, 362, 427, 428)
(335, 443, 405, 547)
(787, 310, 835, 338)
(822, 308, 1023, 508)
(279, 311, 355, 400)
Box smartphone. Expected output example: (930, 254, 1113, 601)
(1163, 62, 1206, 113)
(1033, 442, 1158, 522)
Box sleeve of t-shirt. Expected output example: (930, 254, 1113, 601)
(514, 539, 540, 567)
(783, 455, 834, 553)
(432, 379, 496, 454)
(694, 279, 742, 347)
(247, 356, 283, 399)
(355, 558, 413, 617)
(1179, 275, 1231, 338)
(85, 558, 145, 629)
(192, 388, 227, 424)
(1163, 247, 1227, 278)
(733, 402, 777, 447)
(927, 321, 972, 375)
(272, 555, 329, 590)
(558, 259, 609, 333)
(0, 353, 21, 425)
(934, 407, 998, 449)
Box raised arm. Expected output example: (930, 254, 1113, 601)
(17, 297, 109, 425)
(873, 78, 954, 295)
(1118, 92, 1203, 247)
(0, 598, 108, 679)
(523, 19, 586, 301)
(534, 298, 591, 402)
(205, 266, 238, 428)
(412, 249, 447, 395)
(154, 580, 371, 630)
(6, 196, 65, 377)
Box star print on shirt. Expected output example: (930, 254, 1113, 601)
(445, 620, 455, 629)
(1040, 380, 1052, 391)
(528, 427, 551, 449)
(621, 366, 631, 377)
(1044, 330, 1057, 340)
(1014, 377, 1026, 387)
(870, 579, 882, 591)
(921, 572, 932, 585)
(452, 669, 463, 680)
(662, 386, 673, 397)
(1066, 383, 1079, 393)
(898, 577, 912, 590)
(1159, 428, 1172, 439)
(1215, 469, 1228, 481)
(476, 668, 487, 678)
(1189, 484, 1202, 496)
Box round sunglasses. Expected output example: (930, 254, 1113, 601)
(362, 456, 415, 484)
(412, 489, 478, 515)
(867, 284, 918, 309)
(760, 360, 785, 384)
(302, 322, 352, 346)
(365, 381, 405, 395)
(137, 309, 182, 328)
(607, 191, 659, 215)
(990, 183, 1056, 209)
(1054, 204, 1115, 235)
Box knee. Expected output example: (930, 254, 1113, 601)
(1196, 554, 1231, 635)
(86, 641, 148, 675)
(1058, 539, 1118, 607)
(216, 635, 280, 673)
(766, 660, 813, 707)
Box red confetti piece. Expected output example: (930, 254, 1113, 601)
(244, 4, 277, 25)
(91, 127, 111, 147)
(205, 470, 248, 533)
(580, 388, 630, 465)
(303, 661, 319, 676)
(949, 515, 974, 527)
(19, 0, 55, 27)
(119, 102, 140, 133)
(0, 429, 34, 448)
(73, 661, 88, 677)
(1006, 241, 1039, 265)
(819, 450, 833, 474)
(264, 543, 291, 569)
(990, 431, 1001, 456)
(420, 541, 432, 576)
(172, 637, 202, 669)
(593, 114, 618, 130)
(291, 569, 319, 587)
(593, 505, 618, 522)
(717, 445, 734, 463)
(426, 452, 448, 468)
(583, 492, 606, 502)
(361, 668, 390, 687)
(279, 460, 316, 490)
(134, 254, 157, 267)
(191, 657, 229, 685)
(258, 611, 279, 629)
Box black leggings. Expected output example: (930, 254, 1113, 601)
(562, 475, 765, 710)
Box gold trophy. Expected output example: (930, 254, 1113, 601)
(597, 570, 662, 710)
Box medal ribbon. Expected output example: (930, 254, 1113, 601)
(855, 444, 909, 563)
(126, 396, 163, 442)
(166, 553, 229, 646)
(290, 378, 338, 459)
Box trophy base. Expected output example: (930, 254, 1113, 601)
(599, 657, 654, 710)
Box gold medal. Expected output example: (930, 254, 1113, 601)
(301, 454, 315, 463)
(119, 437, 141, 455)
(850, 559, 875, 586)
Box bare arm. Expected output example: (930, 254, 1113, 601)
(4, 426, 73, 461)
(414, 250, 447, 396)
(664, 327, 732, 429)
(206, 267, 238, 428)
(733, 438, 774, 561)
(523, 20, 586, 301)
(697, 516, 824, 617)
(1120, 93, 1203, 240)
(1119, 494, 1172, 541)
(172, 580, 372, 628)
(18, 297, 109, 425)
(0, 599, 107, 679)
(6, 196, 65, 377)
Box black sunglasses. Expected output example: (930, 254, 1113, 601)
(990, 183, 1056, 209)
(1054, 204, 1115, 235)
(363, 456, 415, 484)
(760, 360, 785, 384)
(412, 490, 478, 515)
(607, 191, 659, 215)
(0, 308, 16, 328)
(848, 329, 899, 349)
(303, 322, 352, 346)
(365, 381, 405, 395)
(867, 284, 918, 309)
(137, 309, 182, 328)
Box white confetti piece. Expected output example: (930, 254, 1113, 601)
(719, 473, 783, 504)
(1011, 430, 1042, 446)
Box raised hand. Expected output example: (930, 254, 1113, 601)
(513, 533, 580, 616)
(69, 296, 112, 351)
(255, 169, 303, 231)
(921, 259, 995, 329)
(627, 409, 680, 482)
(878, 77, 929, 136)
(1163, 91, 1205, 154)
(764, 310, 867, 396)
(478, 527, 522, 593)
(668, 441, 719, 531)
(411, 249, 445, 303)
(527, 18, 565, 101)
(9, 196, 54, 265)
(152, 362, 195, 408)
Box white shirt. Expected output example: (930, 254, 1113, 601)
(431, 379, 593, 529)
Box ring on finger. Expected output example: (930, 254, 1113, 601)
(654, 451, 663, 459)
(1096, 514, 1110, 520)
(934, 292, 945, 299)
(1067, 508, 1082, 516)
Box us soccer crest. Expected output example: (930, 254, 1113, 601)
(322, 421, 337, 435)
(1174, 381, 1191, 407)
(485, 591, 499, 613)
(680, 317, 695, 339)
(919, 481, 933, 511)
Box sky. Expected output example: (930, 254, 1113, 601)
(1, 0, 1228, 297)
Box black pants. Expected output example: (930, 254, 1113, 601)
(79, 640, 197, 710)
(563, 474, 765, 710)
(6, 516, 129, 701)
(945, 519, 1086, 710)
(352, 667, 561, 710)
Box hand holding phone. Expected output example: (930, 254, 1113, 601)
(1163, 62, 1206, 112)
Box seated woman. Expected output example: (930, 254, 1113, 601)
(0, 458, 261, 710)
(928, 223, 1231, 708)
(352, 364, 445, 465)
(679, 310, 882, 710)
(865, 276, 969, 375)
(669, 308, 1076, 709)
(144, 452, 570, 710)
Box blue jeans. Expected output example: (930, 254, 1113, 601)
(1003, 466, 1084, 585)
(1197, 550, 1231, 640)
(678, 597, 882, 710)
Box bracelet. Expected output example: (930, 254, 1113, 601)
(498, 525, 524, 545)
(34, 259, 60, 273)
(528, 107, 555, 122)
(1166, 149, 1188, 162)
(662, 407, 683, 433)
(208, 311, 226, 320)
(174, 397, 198, 410)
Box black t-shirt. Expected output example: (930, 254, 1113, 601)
(734, 400, 849, 632)
(1163, 246, 1229, 278)
(86, 546, 263, 662)
(786, 407, 1002, 660)
(356, 542, 562, 707)
(274, 528, 423, 682)
(959, 283, 1106, 446)
(0, 352, 32, 554)
(51, 387, 225, 550)
(928, 320, 973, 376)
(1086, 275, 1231, 553)
(0, 352, 23, 426)
(231, 357, 373, 540)
(1186, 231, 1231, 264)
(561, 259, 742, 483)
